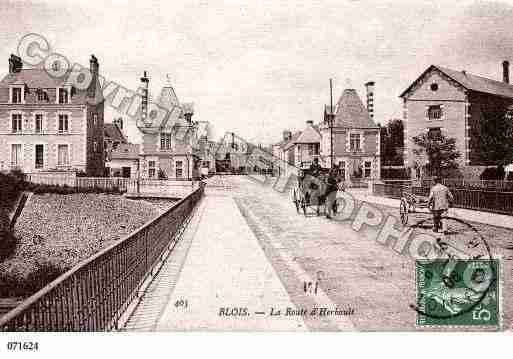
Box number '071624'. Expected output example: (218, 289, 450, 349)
(6, 341, 39, 351)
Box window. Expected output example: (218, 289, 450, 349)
(58, 114, 69, 133)
(11, 114, 22, 133)
(37, 89, 47, 101)
(307, 144, 319, 156)
(428, 127, 442, 141)
(338, 161, 346, 179)
(35, 114, 43, 133)
(57, 144, 69, 166)
(430, 83, 439, 91)
(11, 144, 22, 166)
(428, 105, 442, 120)
(160, 133, 172, 150)
(176, 160, 183, 178)
(364, 161, 372, 178)
(350, 133, 361, 151)
(148, 160, 156, 178)
(12, 87, 22, 103)
(35, 144, 44, 169)
(58, 88, 69, 104)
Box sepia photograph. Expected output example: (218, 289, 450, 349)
(0, 0, 512, 356)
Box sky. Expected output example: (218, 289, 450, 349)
(2, 0, 513, 145)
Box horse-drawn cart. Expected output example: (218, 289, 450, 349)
(399, 184, 431, 225)
(291, 168, 340, 216)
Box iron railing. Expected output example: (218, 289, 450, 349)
(372, 182, 513, 215)
(0, 184, 204, 332)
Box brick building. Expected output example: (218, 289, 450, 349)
(400, 61, 513, 179)
(0, 54, 104, 176)
(320, 85, 380, 181)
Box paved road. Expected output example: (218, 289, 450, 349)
(124, 175, 513, 331)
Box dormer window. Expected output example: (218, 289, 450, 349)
(12, 87, 22, 103)
(37, 89, 48, 102)
(58, 88, 69, 104)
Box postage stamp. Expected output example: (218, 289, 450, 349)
(415, 259, 500, 327)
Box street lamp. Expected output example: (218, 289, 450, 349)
(329, 78, 334, 170)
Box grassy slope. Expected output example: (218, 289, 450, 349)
(0, 194, 170, 296)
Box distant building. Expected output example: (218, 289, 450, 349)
(106, 143, 139, 178)
(273, 83, 380, 181)
(0, 54, 104, 175)
(280, 121, 321, 169)
(104, 119, 128, 160)
(400, 61, 513, 179)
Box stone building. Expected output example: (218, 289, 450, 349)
(138, 75, 201, 180)
(0, 54, 104, 176)
(400, 61, 513, 179)
(319, 85, 381, 181)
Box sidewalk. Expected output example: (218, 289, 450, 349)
(349, 190, 513, 229)
(127, 195, 306, 331)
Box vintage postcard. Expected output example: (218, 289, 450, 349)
(0, 0, 513, 349)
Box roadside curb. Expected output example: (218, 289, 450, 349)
(349, 191, 513, 230)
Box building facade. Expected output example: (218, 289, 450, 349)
(0, 54, 104, 176)
(400, 62, 513, 179)
(320, 86, 380, 181)
(138, 75, 201, 180)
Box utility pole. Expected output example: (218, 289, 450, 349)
(330, 78, 334, 169)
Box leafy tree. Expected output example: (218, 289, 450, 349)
(473, 105, 513, 167)
(380, 119, 404, 166)
(412, 133, 461, 177)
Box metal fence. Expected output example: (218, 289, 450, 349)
(0, 184, 204, 332)
(372, 182, 513, 215)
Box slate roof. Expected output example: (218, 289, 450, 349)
(283, 131, 302, 150)
(333, 89, 378, 128)
(0, 67, 103, 103)
(296, 123, 321, 143)
(104, 123, 127, 143)
(400, 65, 513, 99)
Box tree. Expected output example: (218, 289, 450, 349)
(380, 119, 404, 166)
(473, 105, 513, 167)
(412, 133, 461, 177)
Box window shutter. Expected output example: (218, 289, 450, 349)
(68, 114, 72, 132)
(440, 104, 445, 120)
(44, 144, 49, 169)
(425, 106, 429, 120)
(69, 143, 73, 165)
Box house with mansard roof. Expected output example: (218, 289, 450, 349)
(138, 76, 202, 180)
(319, 84, 380, 181)
(0, 54, 104, 176)
(272, 83, 380, 180)
(400, 61, 513, 179)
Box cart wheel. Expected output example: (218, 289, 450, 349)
(400, 199, 408, 225)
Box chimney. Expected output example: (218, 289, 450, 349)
(8, 54, 22, 73)
(306, 120, 314, 126)
(88, 55, 99, 98)
(365, 81, 375, 121)
(140, 71, 150, 125)
(283, 130, 292, 141)
(503, 60, 510, 84)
